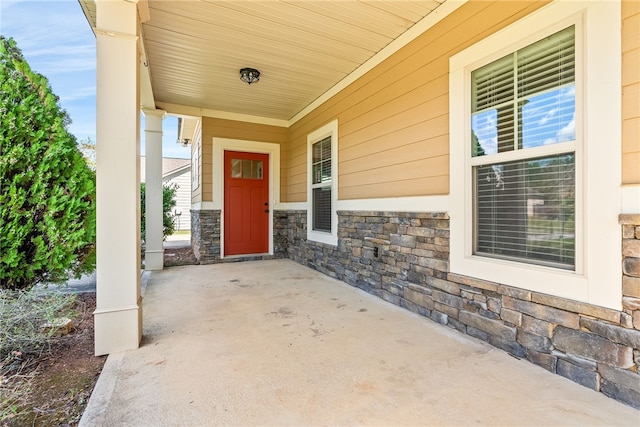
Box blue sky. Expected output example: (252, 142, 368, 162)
(472, 86, 575, 156)
(1, 0, 190, 159)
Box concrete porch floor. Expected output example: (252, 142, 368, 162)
(81, 259, 639, 426)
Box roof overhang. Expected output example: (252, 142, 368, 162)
(79, 0, 466, 128)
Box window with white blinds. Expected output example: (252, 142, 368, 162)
(470, 26, 576, 269)
(307, 120, 338, 245)
(311, 136, 332, 233)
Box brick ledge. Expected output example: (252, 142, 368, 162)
(619, 214, 640, 225)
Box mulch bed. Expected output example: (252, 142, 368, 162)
(2, 293, 106, 427)
(164, 245, 198, 267)
(1, 245, 198, 427)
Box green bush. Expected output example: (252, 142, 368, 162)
(0, 37, 96, 290)
(140, 182, 178, 242)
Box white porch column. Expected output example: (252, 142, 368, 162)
(143, 109, 165, 270)
(94, 0, 142, 356)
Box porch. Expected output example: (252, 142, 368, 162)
(80, 259, 639, 426)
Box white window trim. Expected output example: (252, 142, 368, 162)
(191, 139, 200, 191)
(449, 0, 622, 310)
(307, 119, 339, 246)
(212, 137, 281, 258)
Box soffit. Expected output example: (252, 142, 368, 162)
(81, 0, 448, 122)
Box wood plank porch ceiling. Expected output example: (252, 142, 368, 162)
(83, 0, 446, 122)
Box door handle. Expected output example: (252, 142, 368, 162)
(264, 209, 269, 213)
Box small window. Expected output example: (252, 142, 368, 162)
(231, 158, 263, 179)
(311, 136, 332, 232)
(307, 120, 338, 245)
(470, 26, 576, 270)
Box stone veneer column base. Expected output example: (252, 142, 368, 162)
(190, 209, 289, 264)
(191, 209, 221, 264)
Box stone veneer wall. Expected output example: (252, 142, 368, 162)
(273, 209, 640, 409)
(191, 210, 221, 264)
(191, 209, 288, 264)
(621, 214, 640, 329)
(273, 211, 290, 259)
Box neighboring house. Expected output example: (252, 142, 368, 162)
(140, 156, 191, 231)
(84, 0, 639, 408)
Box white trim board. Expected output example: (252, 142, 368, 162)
(337, 195, 450, 213)
(622, 185, 640, 214)
(274, 197, 451, 213)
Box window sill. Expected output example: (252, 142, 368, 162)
(307, 229, 338, 247)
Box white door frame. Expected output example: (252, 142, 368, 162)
(213, 137, 280, 258)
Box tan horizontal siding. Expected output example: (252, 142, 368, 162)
(341, 175, 449, 200)
(340, 93, 449, 153)
(339, 112, 449, 173)
(622, 47, 639, 86)
(339, 75, 449, 141)
(203, 118, 289, 143)
(200, 117, 288, 202)
(622, 152, 640, 184)
(624, 84, 640, 121)
(341, 134, 449, 175)
(340, 155, 449, 188)
(201, 182, 213, 198)
(623, 118, 640, 153)
(199, 140, 212, 203)
(285, 0, 548, 202)
(288, 162, 307, 180)
(623, 1, 640, 185)
(283, 137, 308, 202)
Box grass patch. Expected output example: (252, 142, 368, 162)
(0, 366, 35, 423)
(527, 218, 574, 234)
(0, 289, 76, 362)
(0, 289, 77, 425)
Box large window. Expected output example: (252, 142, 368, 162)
(307, 120, 338, 245)
(449, 0, 622, 309)
(471, 26, 576, 270)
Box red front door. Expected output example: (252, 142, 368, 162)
(224, 151, 269, 255)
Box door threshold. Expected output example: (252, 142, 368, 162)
(223, 253, 271, 260)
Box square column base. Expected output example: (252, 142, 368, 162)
(94, 300, 142, 356)
(145, 250, 164, 271)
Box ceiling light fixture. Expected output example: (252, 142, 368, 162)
(239, 67, 260, 85)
